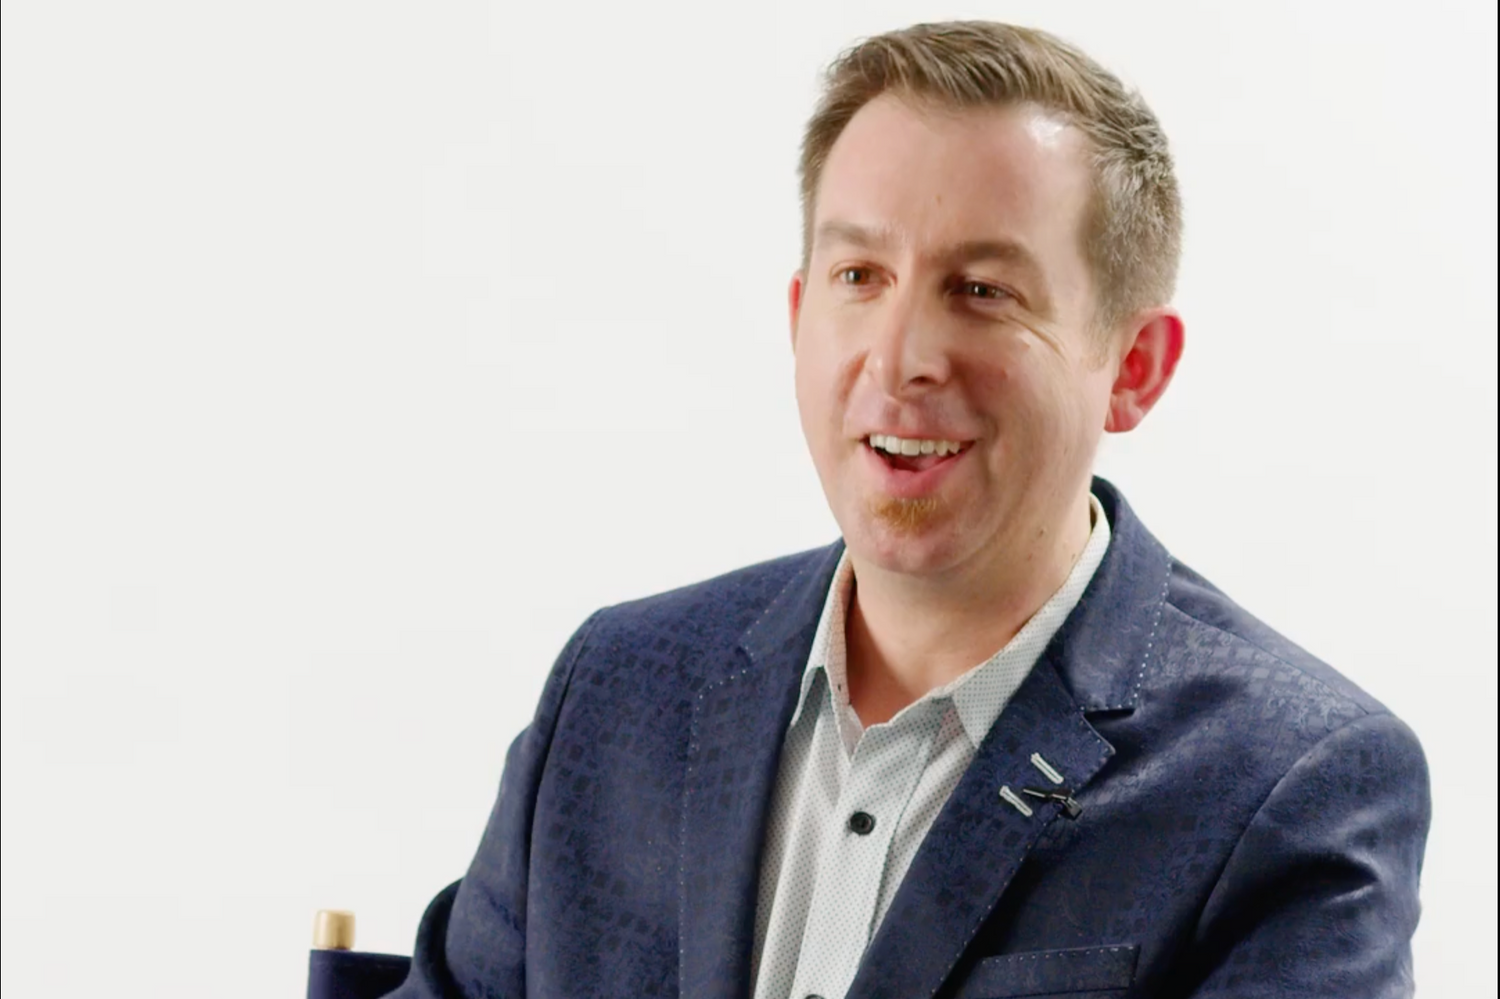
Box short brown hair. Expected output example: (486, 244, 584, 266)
(799, 21, 1182, 332)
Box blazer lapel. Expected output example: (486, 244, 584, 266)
(845, 655, 1115, 999)
(679, 543, 844, 999)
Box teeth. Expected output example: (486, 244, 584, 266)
(868, 435, 966, 457)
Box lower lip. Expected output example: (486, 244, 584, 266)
(860, 442, 970, 499)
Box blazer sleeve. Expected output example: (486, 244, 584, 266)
(1186, 710, 1432, 998)
(384, 611, 602, 999)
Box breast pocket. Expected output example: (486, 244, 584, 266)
(950, 944, 1139, 998)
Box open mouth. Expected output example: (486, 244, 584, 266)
(865, 433, 971, 472)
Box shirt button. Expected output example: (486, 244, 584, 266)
(847, 810, 876, 835)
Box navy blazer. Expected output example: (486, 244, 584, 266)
(387, 479, 1430, 998)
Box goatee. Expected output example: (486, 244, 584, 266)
(867, 494, 943, 533)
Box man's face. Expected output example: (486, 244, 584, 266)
(791, 95, 1121, 578)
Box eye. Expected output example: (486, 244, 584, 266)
(955, 279, 1012, 302)
(835, 266, 875, 286)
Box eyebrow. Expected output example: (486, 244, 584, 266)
(814, 219, 1053, 311)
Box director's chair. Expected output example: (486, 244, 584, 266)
(307, 908, 411, 999)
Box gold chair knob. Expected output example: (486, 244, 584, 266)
(312, 909, 356, 950)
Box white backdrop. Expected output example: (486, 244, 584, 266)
(2, 1, 1495, 996)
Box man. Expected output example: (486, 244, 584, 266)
(388, 21, 1430, 999)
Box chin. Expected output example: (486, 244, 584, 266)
(842, 495, 975, 576)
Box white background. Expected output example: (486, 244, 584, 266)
(2, 1, 1495, 996)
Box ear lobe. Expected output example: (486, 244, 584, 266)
(1105, 308, 1185, 433)
(788, 272, 805, 351)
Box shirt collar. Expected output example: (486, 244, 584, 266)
(787, 548, 857, 733)
(788, 492, 1113, 746)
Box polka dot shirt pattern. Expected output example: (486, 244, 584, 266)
(749, 494, 1112, 999)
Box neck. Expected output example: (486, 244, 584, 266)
(844, 488, 1094, 728)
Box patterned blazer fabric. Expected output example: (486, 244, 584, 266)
(384, 477, 1431, 999)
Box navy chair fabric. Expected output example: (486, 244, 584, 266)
(307, 949, 412, 999)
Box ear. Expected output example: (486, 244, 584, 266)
(1104, 307, 1185, 433)
(788, 271, 805, 351)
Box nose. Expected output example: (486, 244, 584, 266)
(865, 282, 952, 398)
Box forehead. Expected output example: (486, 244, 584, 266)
(813, 94, 1094, 264)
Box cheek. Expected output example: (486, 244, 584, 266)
(958, 346, 1036, 434)
(964, 355, 1013, 408)
(792, 349, 825, 423)
(794, 325, 851, 418)
(793, 343, 843, 467)
(962, 347, 1093, 445)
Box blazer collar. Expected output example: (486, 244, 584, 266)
(676, 475, 1175, 998)
(1053, 476, 1176, 713)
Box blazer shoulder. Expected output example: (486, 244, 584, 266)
(583, 543, 839, 657)
(1157, 557, 1396, 725)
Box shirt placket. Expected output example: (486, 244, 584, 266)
(788, 703, 944, 999)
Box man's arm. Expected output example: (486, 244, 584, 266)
(385, 611, 602, 999)
(1185, 711, 1431, 997)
